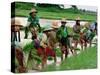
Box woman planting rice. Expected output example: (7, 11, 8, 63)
(56, 18, 70, 60)
(42, 28, 57, 64)
(11, 44, 27, 73)
(73, 17, 84, 52)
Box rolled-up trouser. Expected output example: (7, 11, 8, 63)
(24, 27, 29, 39)
(11, 31, 21, 42)
(60, 37, 70, 57)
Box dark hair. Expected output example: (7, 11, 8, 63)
(29, 13, 32, 16)
(95, 22, 97, 26)
(76, 20, 80, 26)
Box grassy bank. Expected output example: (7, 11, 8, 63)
(13, 2, 97, 21)
(15, 9, 96, 21)
(43, 46, 97, 71)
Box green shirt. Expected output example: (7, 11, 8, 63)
(28, 16, 39, 27)
(61, 27, 68, 37)
(57, 26, 68, 39)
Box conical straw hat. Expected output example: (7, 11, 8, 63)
(51, 21, 59, 28)
(11, 18, 22, 26)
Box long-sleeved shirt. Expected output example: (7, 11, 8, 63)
(26, 16, 40, 27)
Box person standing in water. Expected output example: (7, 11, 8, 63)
(24, 8, 41, 39)
(73, 17, 84, 51)
(56, 18, 70, 60)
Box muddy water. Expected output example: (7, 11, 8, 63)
(15, 17, 88, 41)
(14, 17, 88, 27)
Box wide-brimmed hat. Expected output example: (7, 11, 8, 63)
(76, 16, 80, 20)
(84, 22, 90, 28)
(61, 18, 67, 23)
(43, 27, 53, 32)
(51, 21, 59, 28)
(11, 18, 23, 32)
(11, 18, 22, 27)
(30, 8, 37, 14)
